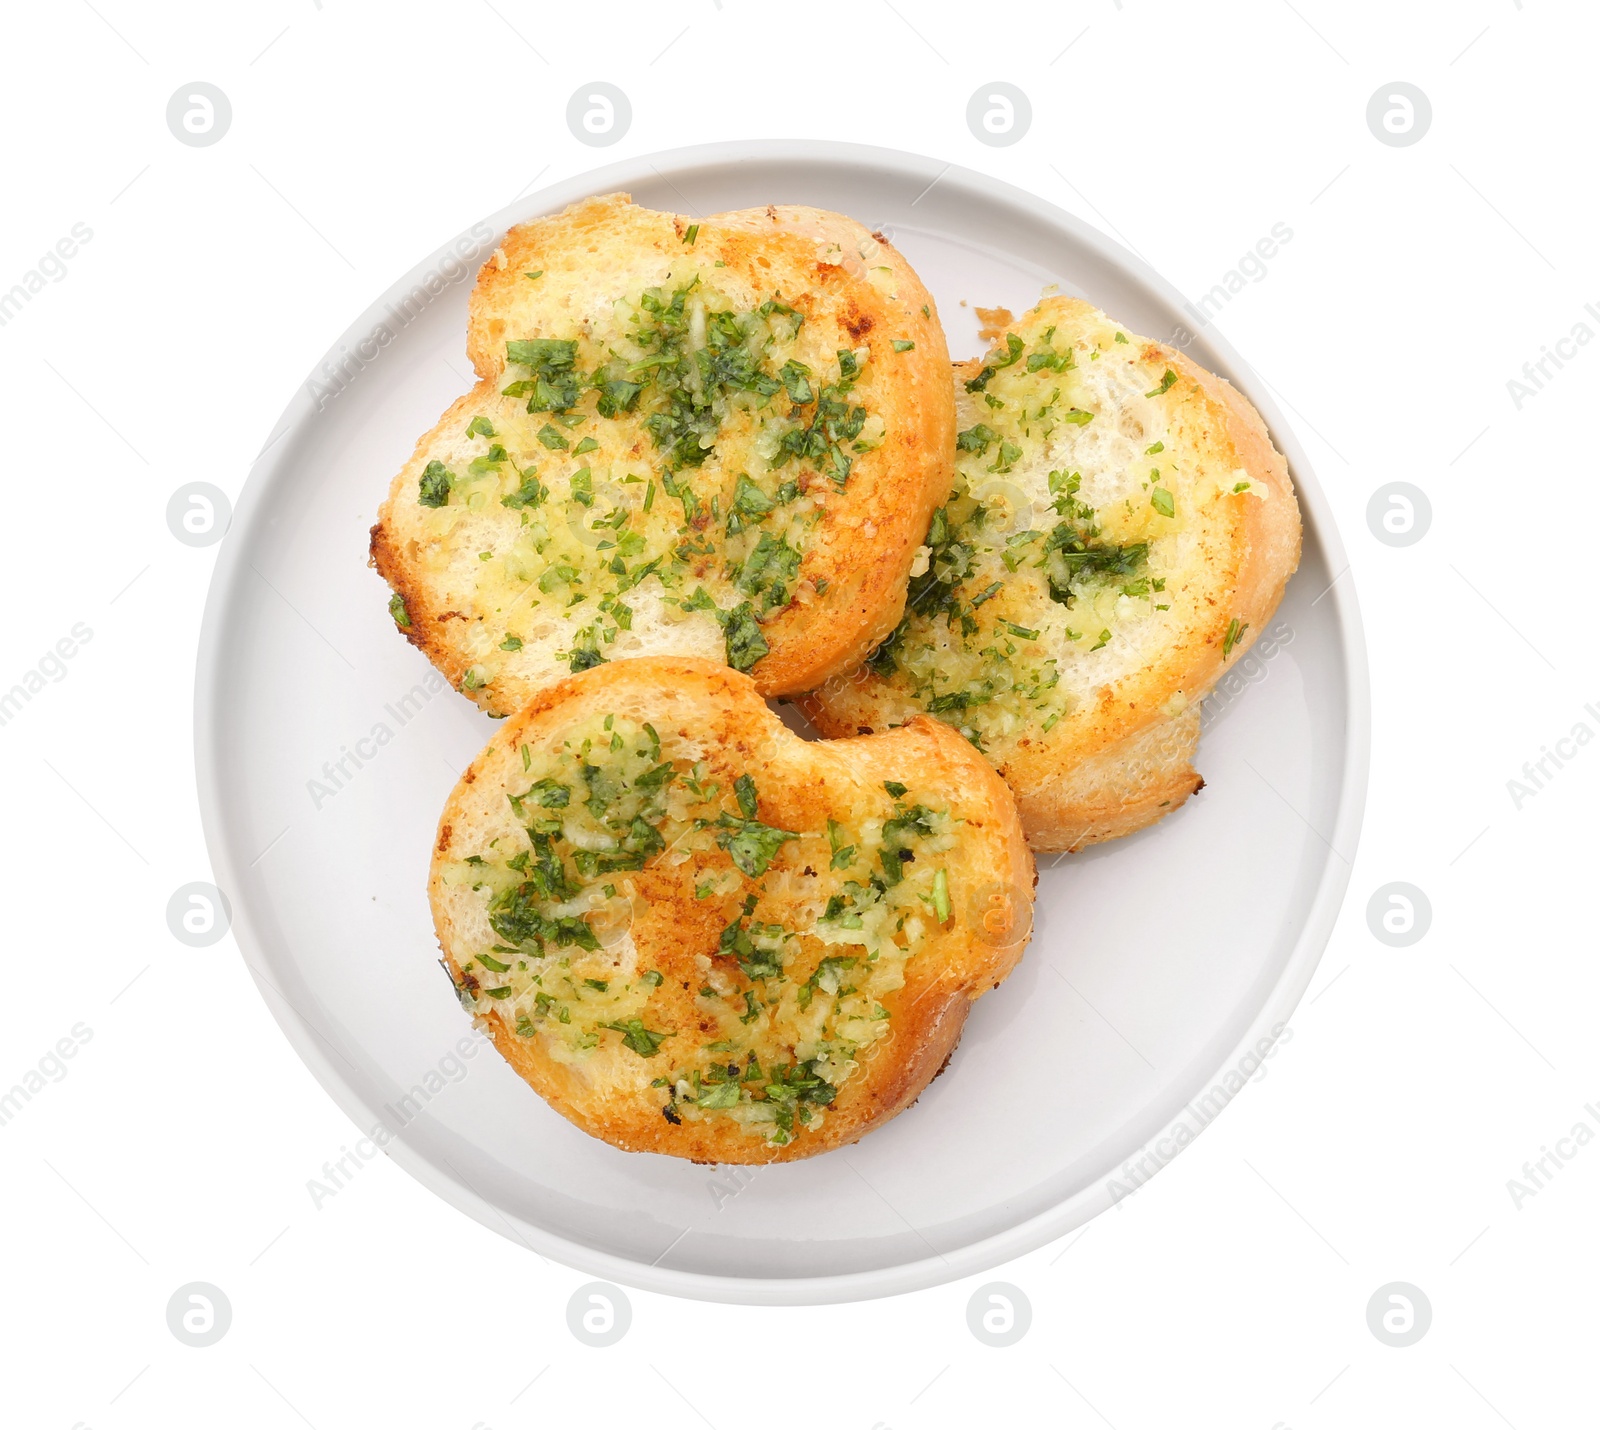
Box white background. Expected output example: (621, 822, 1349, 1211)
(1, 1, 1593, 1425)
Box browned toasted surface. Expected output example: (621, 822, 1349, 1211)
(802, 297, 1301, 852)
(430, 657, 1034, 1162)
(372, 193, 954, 717)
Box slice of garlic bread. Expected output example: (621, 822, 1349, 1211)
(801, 297, 1301, 852)
(430, 656, 1033, 1164)
(372, 193, 954, 717)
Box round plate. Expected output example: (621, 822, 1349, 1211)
(197, 140, 1368, 1304)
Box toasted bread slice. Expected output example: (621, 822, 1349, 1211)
(802, 297, 1301, 852)
(372, 193, 954, 717)
(430, 656, 1033, 1163)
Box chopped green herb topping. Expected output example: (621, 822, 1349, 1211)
(418, 460, 453, 508)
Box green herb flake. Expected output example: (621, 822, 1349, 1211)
(418, 460, 453, 507)
(698, 1081, 740, 1109)
(1150, 487, 1176, 518)
(826, 818, 856, 870)
(723, 602, 769, 672)
(715, 806, 799, 878)
(1223, 617, 1250, 658)
(1145, 369, 1178, 399)
(605, 1019, 673, 1057)
(524, 777, 570, 809)
(502, 470, 548, 510)
(388, 593, 411, 627)
(892, 339, 915, 352)
(735, 773, 759, 820)
(965, 333, 1025, 392)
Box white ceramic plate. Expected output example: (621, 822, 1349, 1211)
(197, 140, 1367, 1304)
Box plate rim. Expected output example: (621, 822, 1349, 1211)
(196, 136, 1370, 1305)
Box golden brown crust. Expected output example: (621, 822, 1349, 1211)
(373, 194, 954, 715)
(802, 297, 1302, 853)
(369, 388, 490, 692)
(430, 657, 1033, 1162)
(1025, 707, 1204, 852)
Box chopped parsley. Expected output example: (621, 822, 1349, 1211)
(965, 333, 1025, 392)
(1144, 369, 1178, 399)
(502, 468, 547, 510)
(418, 460, 453, 507)
(504, 338, 582, 413)
(605, 1019, 673, 1057)
(723, 603, 769, 672)
(1223, 617, 1249, 658)
(713, 807, 799, 878)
